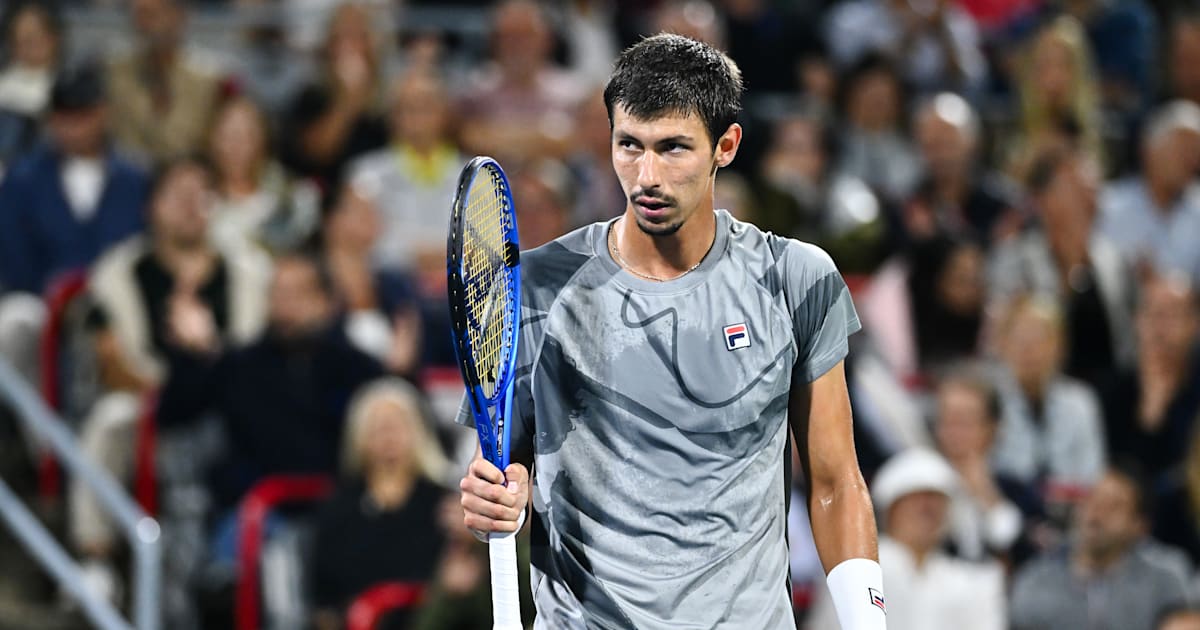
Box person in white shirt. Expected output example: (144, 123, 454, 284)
(806, 448, 1007, 630)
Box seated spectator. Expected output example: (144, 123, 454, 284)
(824, 0, 987, 95)
(1099, 101, 1200, 285)
(207, 95, 320, 254)
(990, 295, 1106, 494)
(1011, 465, 1191, 630)
(319, 181, 420, 377)
(1159, 607, 1200, 630)
(156, 253, 383, 531)
(1168, 13, 1200, 107)
(834, 54, 921, 205)
(988, 146, 1135, 390)
(932, 364, 1036, 561)
(345, 71, 463, 275)
(70, 155, 270, 601)
(457, 0, 583, 165)
(310, 378, 452, 630)
(806, 449, 1006, 630)
(1006, 16, 1104, 176)
(565, 88, 625, 227)
(904, 92, 1020, 248)
(0, 62, 148, 386)
(1103, 274, 1200, 485)
(0, 1, 61, 169)
(280, 2, 388, 187)
(105, 0, 223, 166)
(511, 160, 573, 251)
(751, 109, 885, 274)
(907, 236, 985, 375)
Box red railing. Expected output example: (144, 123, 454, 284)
(37, 270, 89, 501)
(235, 474, 334, 630)
(345, 582, 426, 630)
(133, 391, 159, 515)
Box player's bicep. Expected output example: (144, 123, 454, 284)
(788, 360, 857, 494)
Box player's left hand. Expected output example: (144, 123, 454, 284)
(459, 455, 530, 535)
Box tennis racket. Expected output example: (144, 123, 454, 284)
(446, 156, 523, 630)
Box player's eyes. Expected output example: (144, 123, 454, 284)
(665, 143, 688, 153)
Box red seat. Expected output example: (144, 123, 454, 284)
(345, 582, 426, 630)
(36, 269, 89, 501)
(235, 474, 334, 630)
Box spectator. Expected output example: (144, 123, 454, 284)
(1099, 100, 1200, 284)
(1103, 275, 1200, 483)
(565, 88, 625, 227)
(1062, 0, 1157, 118)
(457, 0, 583, 164)
(0, 62, 147, 387)
(904, 92, 1021, 248)
(310, 378, 451, 630)
(806, 449, 1007, 630)
(1167, 13, 1200, 107)
(990, 295, 1107, 497)
(345, 71, 463, 275)
(1010, 465, 1191, 630)
(70, 155, 270, 602)
(156, 253, 383, 525)
(207, 95, 320, 255)
(319, 181, 421, 377)
(752, 109, 885, 274)
(280, 2, 388, 187)
(907, 237, 986, 375)
(511, 160, 573, 251)
(0, 1, 61, 169)
(106, 0, 223, 166)
(835, 54, 922, 205)
(1009, 16, 1104, 174)
(932, 364, 1040, 560)
(824, 0, 987, 94)
(988, 146, 1136, 389)
(718, 0, 825, 96)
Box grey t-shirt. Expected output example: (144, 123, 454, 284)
(458, 210, 860, 629)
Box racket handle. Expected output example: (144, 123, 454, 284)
(488, 528, 523, 630)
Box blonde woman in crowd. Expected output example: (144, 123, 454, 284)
(310, 378, 452, 630)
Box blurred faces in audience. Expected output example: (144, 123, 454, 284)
(492, 0, 554, 85)
(268, 256, 334, 341)
(388, 71, 449, 152)
(342, 380, 446, 486)
(151, 160, 212, 254)
(935, 376, 998, 466)
(48, 68, 108, 158)
(131, 0, 184, 54)
(6, 3, 58, 72)
(1142, 106, 1200, 204)
(846, 63, 903, 134)
(915, 93, 978, 185)
(1001, 297, 1064, 397)
(513, 161, 572, 250)
(209, 97, 268, 193)
(1170, 18, 1200, 106)
(1138, 277, 1200, 365)
(1074, 469, 1146, 569)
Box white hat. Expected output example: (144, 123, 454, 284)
(871, 449, 959, 514)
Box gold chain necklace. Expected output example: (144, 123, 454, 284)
(607, 219, 703, 282)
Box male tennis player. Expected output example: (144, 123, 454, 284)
(459, 33, 884, 629)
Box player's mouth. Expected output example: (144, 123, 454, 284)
(634, 196, 673, 219)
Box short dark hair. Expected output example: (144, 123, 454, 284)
(603, 33, 743, 147)
(147, 154, 215, 202)
(1107, 459, 1155, 519)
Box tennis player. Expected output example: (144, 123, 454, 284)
(459, 33, 884, 629)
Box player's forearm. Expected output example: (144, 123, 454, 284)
(808, 472, 878, 572)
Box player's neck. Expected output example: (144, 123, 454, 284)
(615, 206, 716, 280)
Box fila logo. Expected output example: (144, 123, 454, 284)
(723, 323, 750, 351)
(869, 588, 886, 614)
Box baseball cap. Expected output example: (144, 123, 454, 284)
(50, 61, 105, 112)
(871, 448, 959, 514)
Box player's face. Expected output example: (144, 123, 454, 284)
(610, 104, 740, 237)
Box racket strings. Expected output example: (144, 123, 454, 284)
(461, 166, 515, 400)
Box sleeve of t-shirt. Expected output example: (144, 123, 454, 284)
(778, 238, 861, 383)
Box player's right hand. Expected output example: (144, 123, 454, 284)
(460, 455, 530, 535)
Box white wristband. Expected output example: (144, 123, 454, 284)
(826, 557, 887, 629)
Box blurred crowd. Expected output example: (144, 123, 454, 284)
(0, 0, 1199, 628)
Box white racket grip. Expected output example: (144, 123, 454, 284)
(488, 528, 523, 630)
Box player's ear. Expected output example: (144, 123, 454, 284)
(713, 123, 742, 169)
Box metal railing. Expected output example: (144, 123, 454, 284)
(0, 358, 162, 630)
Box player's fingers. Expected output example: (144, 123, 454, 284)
(461, 492, 522, 523)
(468, 457, 505, 485)
(504, 463, 530, 487)
(463, 512, 520, 534)
(459, 475, 520, 509)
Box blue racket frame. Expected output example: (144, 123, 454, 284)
(447, 156, 522, 472)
